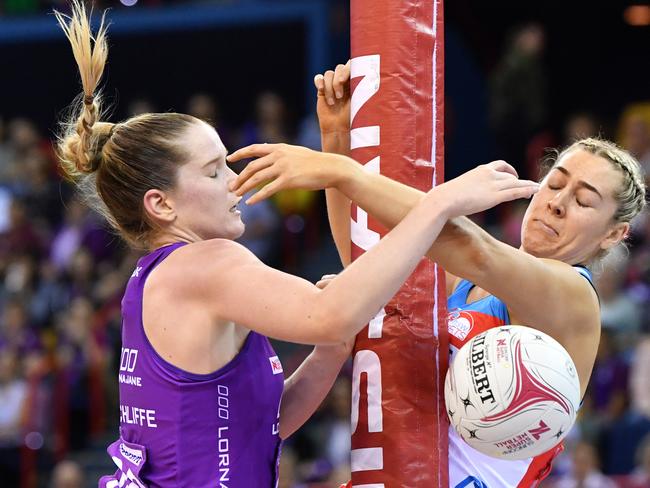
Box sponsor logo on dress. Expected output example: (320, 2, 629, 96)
(269, 356, 283, 375)
(448, 310, 474, 341)
(119, 443, 144, 466)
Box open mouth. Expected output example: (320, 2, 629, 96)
(229, 199, 242, 213)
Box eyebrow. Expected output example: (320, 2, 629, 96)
(201, 154, 225, 168)
(553, 166, 603, 200)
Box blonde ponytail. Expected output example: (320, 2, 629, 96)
(54, 1, 199, 249)
(55, 0, 110, 178)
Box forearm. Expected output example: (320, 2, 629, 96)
(322, 131, 352, 266)
(321, 131, 350, 157)
(325, 188, 352, 267)
(316, 189, 451, 340)
(337, 163, 489, 280)
(279, 347, 348, 439)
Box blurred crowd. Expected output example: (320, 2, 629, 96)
(0, 10, 648, 488)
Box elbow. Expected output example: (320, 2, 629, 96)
(310, 299, 352, 344)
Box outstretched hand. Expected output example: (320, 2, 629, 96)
(227, 143, 349, 205)
(435, 160, 540, 218)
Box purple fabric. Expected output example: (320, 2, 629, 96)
(100, 242, 284, 487)
(591, 356, 629, 412)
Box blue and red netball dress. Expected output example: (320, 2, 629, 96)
(447, 266, 594, 488)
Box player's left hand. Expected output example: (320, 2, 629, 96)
(315, 60, 351, 135)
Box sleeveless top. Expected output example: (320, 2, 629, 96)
(99, 242, 284, 488)
(446, 265, 594, 488)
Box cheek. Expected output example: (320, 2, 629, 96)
(521, 201, 537, 227)
(568, 212, 610, 244)
(197, 180, 226, 206)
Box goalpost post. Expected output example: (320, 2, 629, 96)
(348, 1, 448, 486)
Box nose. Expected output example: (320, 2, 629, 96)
(225, 166, 238, 188)
(547, 192, 566, 218)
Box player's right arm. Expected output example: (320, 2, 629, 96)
(177, 162, 537, 346)
(173, 192, 449, 345)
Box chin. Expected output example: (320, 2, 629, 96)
(230, 222, 246, 240)
(521, 237, 552, 258)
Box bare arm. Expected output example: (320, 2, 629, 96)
(232, 150, 597, 391)
(278, 274, 352, 438)
(323, 132, 352, 267)
(226, 143, 538, 346)
(177, 186, 452, 346)
(330, 162, 600, 393)
(317, 64, 352, 267)
(231, 63, 598, 391)
(311, 59, 598, 345)
(279, 345, 349, 438)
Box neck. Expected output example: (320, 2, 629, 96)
(148, 229, 198, 251)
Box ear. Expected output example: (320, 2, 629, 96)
(143, 189, 176, 225)
(599, 221, 629, 251)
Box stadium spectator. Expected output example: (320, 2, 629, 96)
(49, 459, 85, 488)
(0, 350, 26, 486)
(553, 441, 617, 488)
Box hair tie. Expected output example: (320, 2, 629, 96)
(83, 94, 94, 106)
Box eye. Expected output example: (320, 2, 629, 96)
(548, 185, 560, 190)
(576, 199, 590, 208)
(211, 170, 218, 178)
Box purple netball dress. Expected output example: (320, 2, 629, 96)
(99, 242, 284, 487)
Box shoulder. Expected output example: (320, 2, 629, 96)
(538, 259, 596, 295)
(147, 239, 261, 297)
(172, 239, 257, 266)
(537, 258, 600, 323)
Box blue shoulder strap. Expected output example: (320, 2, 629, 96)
(573, 265, 599, 303)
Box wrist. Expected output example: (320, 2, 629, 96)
(333, 157, 364, 196)
(320, 128, 351, 138)
(423, 185, 454, 220)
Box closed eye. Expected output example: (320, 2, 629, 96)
(576, 196, 594, 208)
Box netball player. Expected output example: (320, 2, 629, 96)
(53, 4, 539, 487)
(228, 62, 647, 487)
